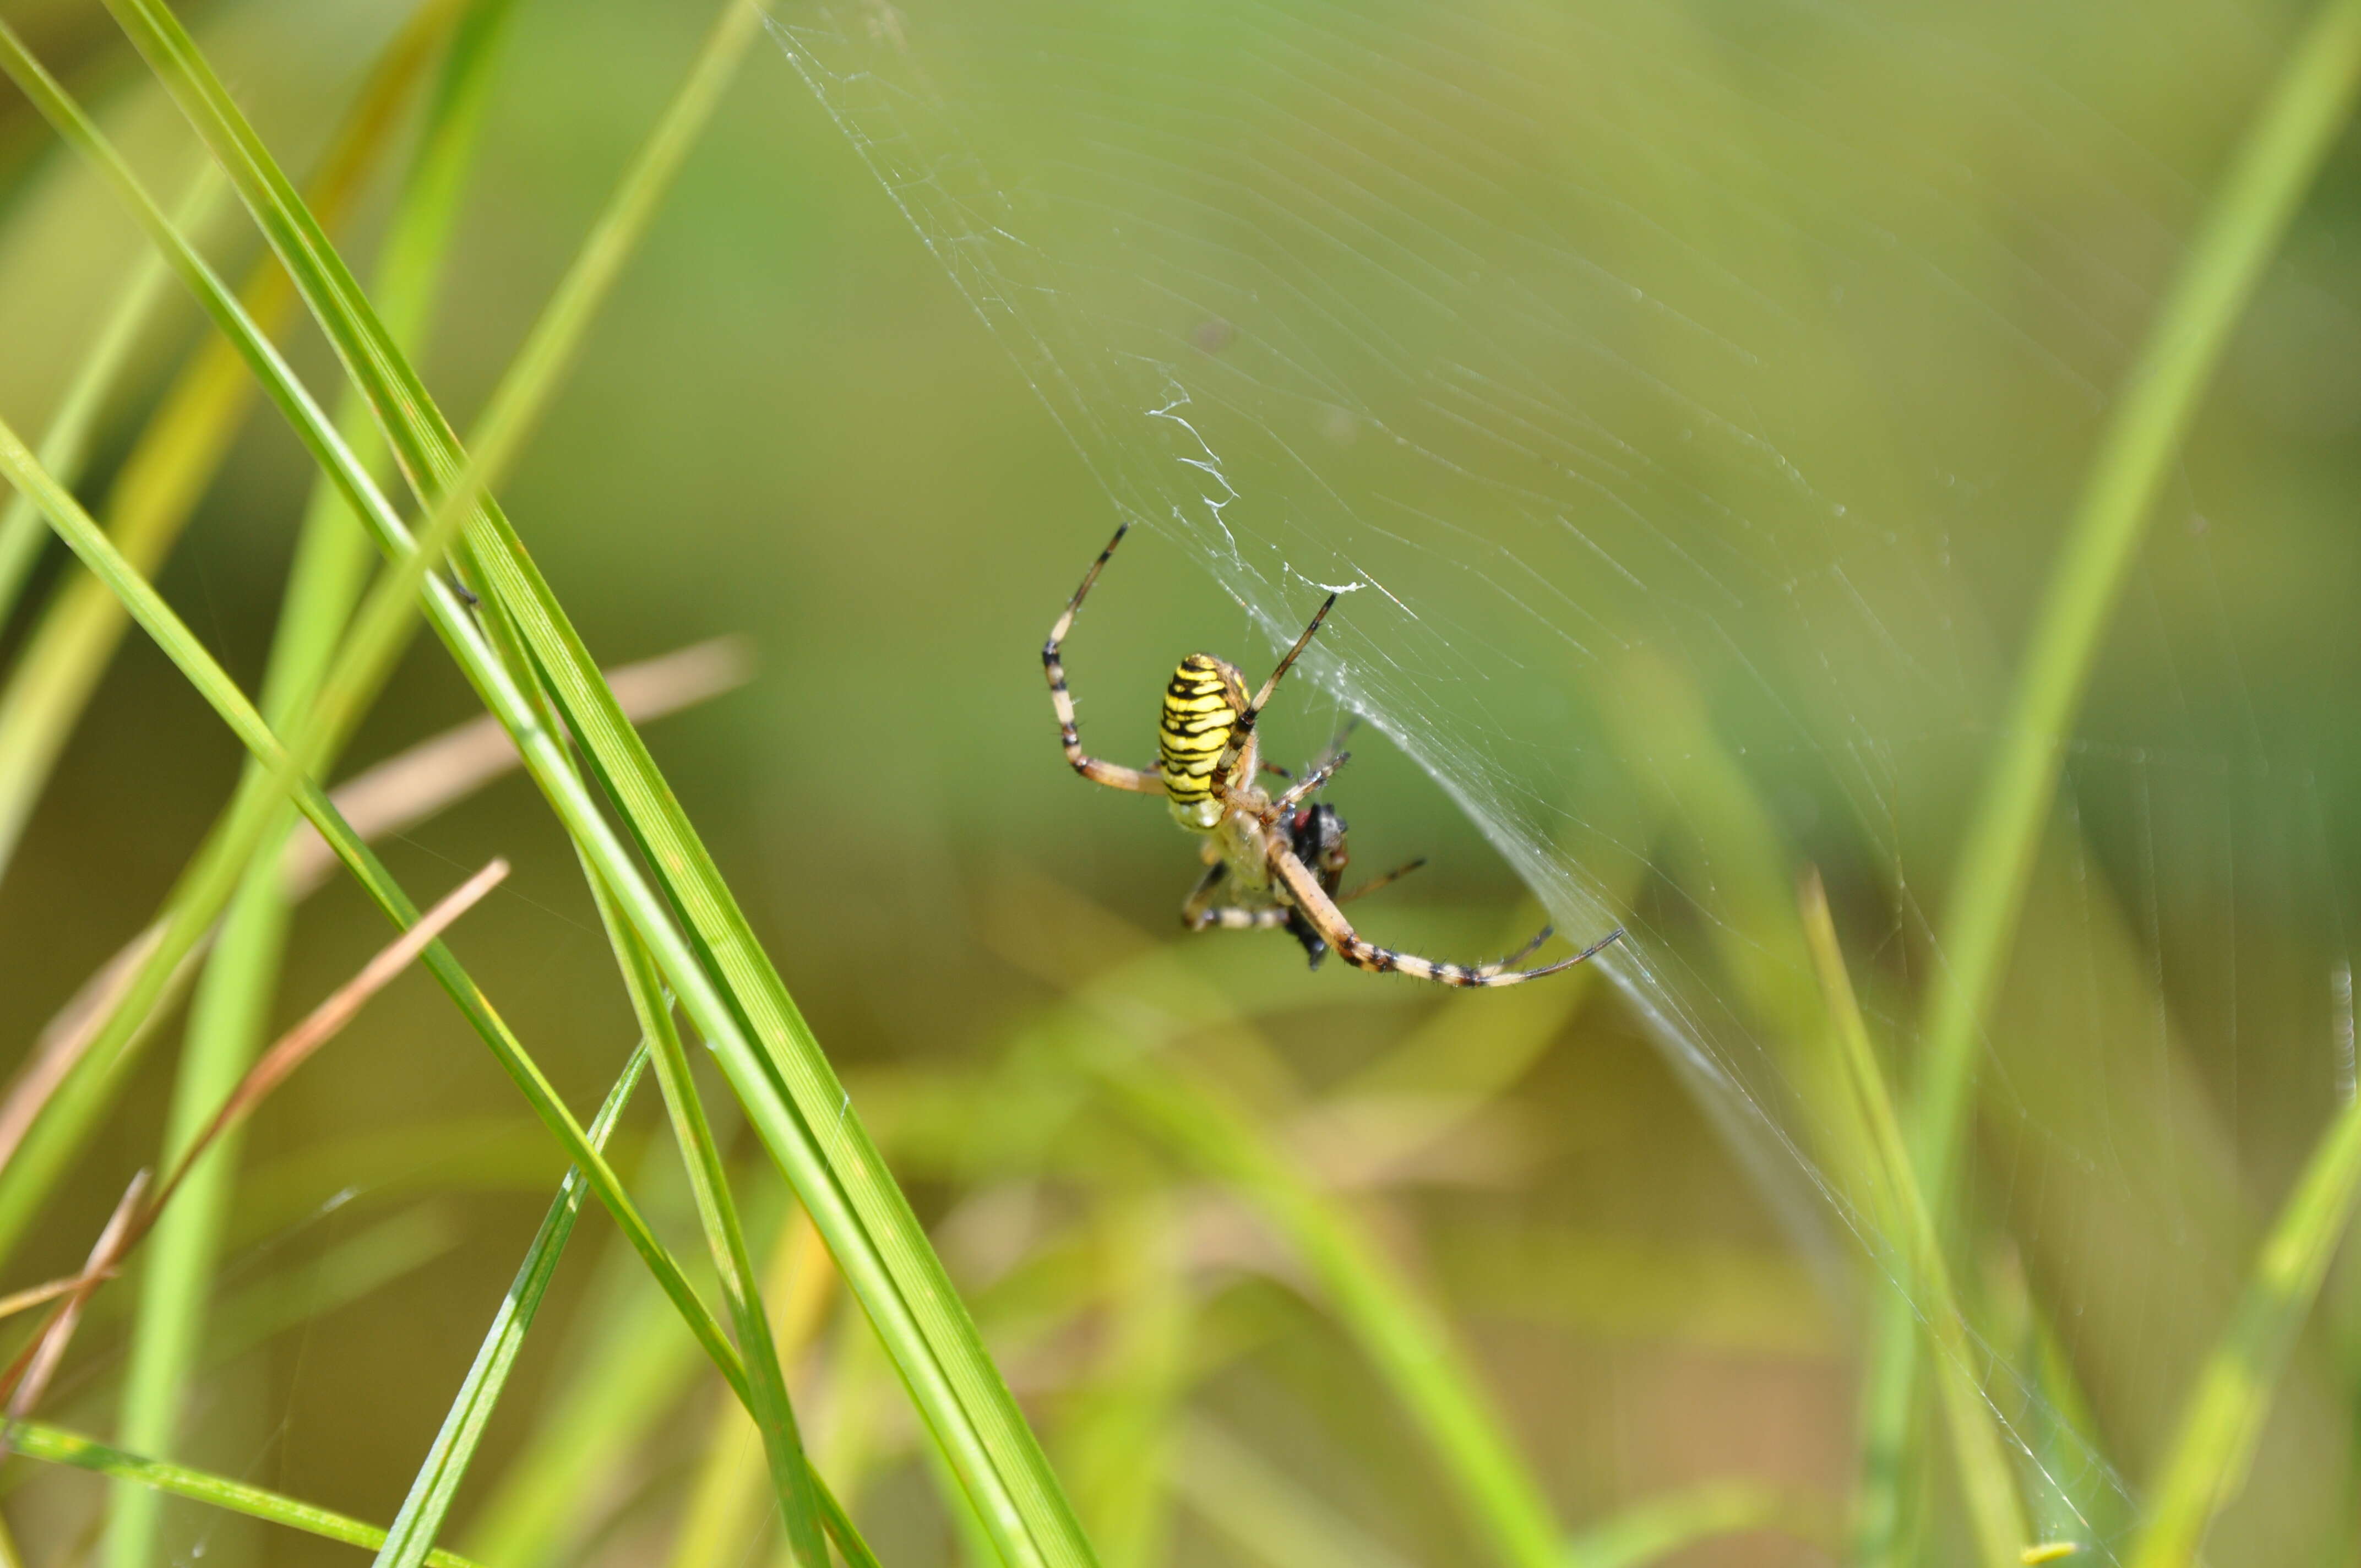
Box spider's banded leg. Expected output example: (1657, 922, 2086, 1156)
(1179, 861, 1229, 929)
(1211, 592, 1339, 794)
(1045, 522, 1162, 794)
(1336, 857, 1426, 904)
(1269, 845, 1624, 988)
(1310, 716, 1362, 774)
(1196, 906, 1292, 931)
(1274, 752, 1351, 813)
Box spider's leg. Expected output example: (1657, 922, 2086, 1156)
(1045, 522, 1162, 793)
(1336, 857, 1426, 904)
(1269, 844, 1623, 988)
(1211, 591, 1339, 788)
(1195, 905, 1292, 931)
(1309, 715, 1362, 774)
(1179, 860, 1231, 929)
(1274, 752, 1350, 813)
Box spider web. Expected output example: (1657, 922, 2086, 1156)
(765, 1, 2355, 1559)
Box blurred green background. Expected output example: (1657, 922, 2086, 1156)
(0, 0, 2357, 1562)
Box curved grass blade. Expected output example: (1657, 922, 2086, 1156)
(1085, 1044, 1564, 1568)
(1872, 1, 2361, 1548)
(0, 5, 480, 1266)
(7, 1420, 486, 1567)
(2126, 1086, 2361, 1568)
(0, 167, 215, 631)
(83, 1, 1102, 1558)
(585, 866, 827, 1566)
(105, 6, 524, 1559)
(0, 410, 877, 1568)
(0, 0, 464, 885)
(1799, 870, 2032, 1568)
(371, 1042, 650, 1568)
(1563, 1480, 1832, 1568)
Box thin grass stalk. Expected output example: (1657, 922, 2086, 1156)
(370, 1043, 651, 1568)
(1869, 2, 2361, 1548)
(460, 1167, 714, 1568)
(1173, 1417, 1419, 1568)
(85, 3, 1102, 1558)
(0, 6, 472, 1262)
(0, 861, 505, 1424)
(9, 1421, 486, 1567)
(0, 0, 462, 884)
(1797, 872, 2032, 1568)
(1087, 1048, 1564, 1568)
(2126, 1086, 2361, 1567)
(0, 413, 885, 1566)
(0, 0, 715, 1266)
(105, 17, 518, 1560)
(665, 1210, 839, 1568)
(0, 168, 214, 630)
(1562, 1482, 1831, 1568)
(584, 867, 829, 1566)
(0, 413, 759, 1451)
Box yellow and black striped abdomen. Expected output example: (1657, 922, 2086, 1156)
(1159, 654, 1241, 825)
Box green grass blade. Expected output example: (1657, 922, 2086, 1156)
(1563, 1481, 1831, 1568)
(371, 1043, 651, 1568)
(0, 3, 474, 1266)
(0, 405, 888, 1567)
(1059, 1193, 1188, 1568)
(0, 0, 459, 885)
(1086, 1046, 1564, 1568)
(1911, 0, 2361, 1256)
(86, 1, 1105, 1558)
(585, 865, 829, 1566)
(8, 1420, 486, 1567)
(0, 407, 753, 1430)
(104, 15, 518, 1564)
(0, 168, 213, 630)
(459, 1193, 711, 1568)
(1173, 1416, 1418, 1568)
(1864, 1, 2361, 1541)
(2126, 1090, 2361, 1567)
(1798, 873, 2031, 1568)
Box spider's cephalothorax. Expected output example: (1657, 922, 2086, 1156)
(1043, 522, 1625, 986)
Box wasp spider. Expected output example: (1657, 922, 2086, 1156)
(1042, 524, 1624, 987)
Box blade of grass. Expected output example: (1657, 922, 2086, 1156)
(2125, 1084, 2361, 1567)
(0, 408, 755, 1476)
(88, 1, 1103, 1558)
(583, 865, 828, 1567)
(0, 166, 215, 630)
(0, 409, 882, 1565)
(1562, 1480, 1832, 1568)
(1172, 1415, 1419, 1568)
(461, 1153, 719, 1568)
(1798, 870, 2032, 1568)
(0, 0, 730, 1271)
(7, 1420, 486, 1567)
(1059, 1193, 1188, 1568)
(1875, 2, 2361, 1548)
(0, 636, 737, 1242)
(0, 0, 463, 885)
(1084, 1043, 1564, 1568)
(0, 4, 481, 1269)
(105, 6, 523, 1561)
(0, 861, 507, 1419)
(371, 1039, 650, 1568)
(665, 1209, 840, 1568)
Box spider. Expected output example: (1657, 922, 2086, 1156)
(1042, 523, 1625, 986)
